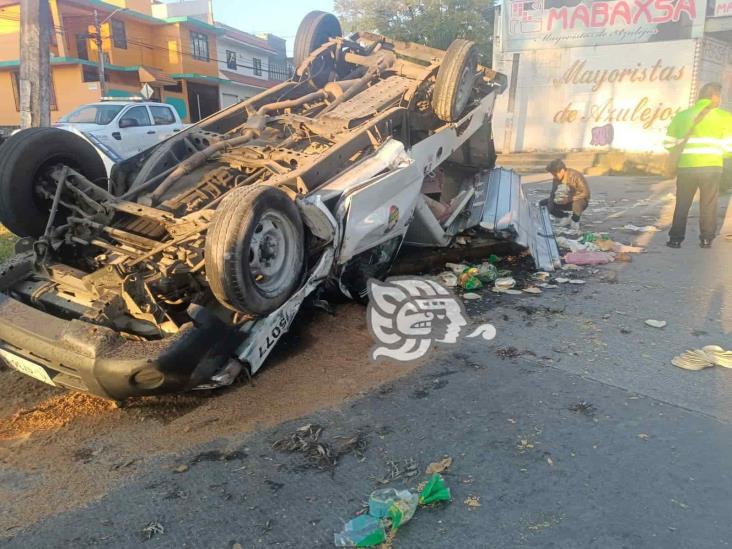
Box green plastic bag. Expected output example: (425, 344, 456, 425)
(334, 515, 387, 547)
(476, 263, 498, 283)
(487, 254, 501, 264)
(419, 474, 451, 505)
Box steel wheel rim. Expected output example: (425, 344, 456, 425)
(248, 209, 299, 295)
(455, 64, 475, 115)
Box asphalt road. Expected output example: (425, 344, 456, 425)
(2, 175, 732, 548)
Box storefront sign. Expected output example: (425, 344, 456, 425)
(492, 40, 697, 152)
(713, 0, 732, 16)
(502, 0, 707, 51)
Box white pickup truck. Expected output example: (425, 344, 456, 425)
(54, 100, 185, 160)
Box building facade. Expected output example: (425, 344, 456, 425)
(0, 0, 289, 127)
(216, 25, 291, 108)
(493, 0, 732, 154)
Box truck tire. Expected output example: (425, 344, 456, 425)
(293, 11, 342, 69)
(205, 185, 305, 316)
(0, 128, 107, 237)
(432, 39, 479, 123)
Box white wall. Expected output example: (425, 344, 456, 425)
(219, 81, 262, 107)
(493, 39, 698, 153)
(217, 37, 272, 82)
(151, 0, 212, 22)
(696, 38, 732, 110)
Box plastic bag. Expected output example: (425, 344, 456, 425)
(334, 515, 387, 547)
(419, 474, 451, 505)
(476, 263, 498, 283)
(369, 488, 419, 529)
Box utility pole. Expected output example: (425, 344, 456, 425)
(19, 0, 51, 128)
(93, 9, 107, 96)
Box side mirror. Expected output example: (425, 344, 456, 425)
(119, 118, 138, 128)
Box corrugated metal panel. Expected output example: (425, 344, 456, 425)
(478, 168, 561, 271)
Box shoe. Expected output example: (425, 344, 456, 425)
(699, 239, 713, 248)
(666, 240, 681, 248)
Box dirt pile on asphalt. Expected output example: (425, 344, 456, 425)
(0, 303, 424, 532)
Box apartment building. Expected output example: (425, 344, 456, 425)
(0, 0, 289, 126)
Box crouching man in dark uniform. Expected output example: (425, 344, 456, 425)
(539, 159, 591, 233)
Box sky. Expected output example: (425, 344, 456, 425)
(213, 0, 336, 54)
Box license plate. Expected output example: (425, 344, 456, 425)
(0, 349, 55, 386)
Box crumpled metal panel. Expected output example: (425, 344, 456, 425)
(479, 168, 561, 272)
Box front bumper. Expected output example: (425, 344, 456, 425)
(0, 293, 239, 400)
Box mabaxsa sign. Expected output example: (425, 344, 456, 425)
(714, 0, 732, 16)
(502, 0, 707, 51)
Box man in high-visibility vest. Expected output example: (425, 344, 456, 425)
(664, 82, 732, 249)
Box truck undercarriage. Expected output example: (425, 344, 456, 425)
(0, 12, 523, 399)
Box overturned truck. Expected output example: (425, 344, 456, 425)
(0, 12, 556, 400)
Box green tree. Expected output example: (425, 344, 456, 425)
(334, 0, 495, 64)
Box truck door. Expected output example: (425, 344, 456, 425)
(116, 105, 157, 156)
(148, 104, 181, 141)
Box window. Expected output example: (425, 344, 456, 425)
(111, 19, 127, 49)
(252, 57, 262, 76)
(82, 65, 109, 83)
(150, 105, 176, 125)
(59, 104, 124, 125)
(121, 105, 152, 126)
(190, 31, 209, 61)
(10, 70, 58, 111)
(268, 60, 290, 81)
(164, 81, 183, 93)
(226, 50, 237, 70)
(75, 33, 89, 60)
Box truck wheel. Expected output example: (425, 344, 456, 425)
(0, 128, 107, 237)
(293, 11, 342, 71)
(432, 39, 479, 123)
(205, 185, 305, 316)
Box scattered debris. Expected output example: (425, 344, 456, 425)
(672, 350, 715, 371)
(556, 236, 589, 253)
(141, 521, 164, 541)
(568, 279, 586, 285)
(569, 401, 595, 415)
(516, 438, 535, 452)
(563, 251, 614, 266)
(375, 458, 419, 485)
(437, 272, 458, 288)
(500, 289, 524, 295)
(496, 346, 524, 359)
(494, 277, 516, 290)
(445, 263, 469, 274)
(173, 464, 189, 474)
(369, 488, 418, 527)
(644, 319, 667, 329)
(464, 496, 481, 508)
(462, 292, 481, 301)
(638, 433, 650, 441)
(419, 473, 451, 505)
(334, 515, 386, 547)
(622, 224, 659, 233)
(272, 424, 367, 472)
(522, 287, 542, 294)
(425, 457, 453, 475)
(334, 475, 450, 547)
(672, 345, 732, 371)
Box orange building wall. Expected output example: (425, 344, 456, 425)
(0, 4, 20, 61)
(0, 70, 17, 125)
